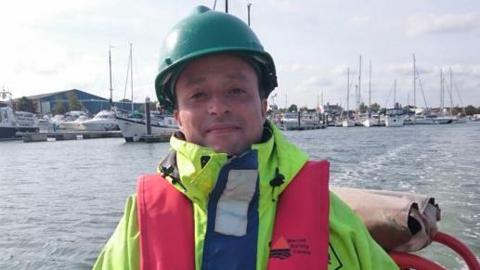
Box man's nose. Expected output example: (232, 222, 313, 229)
(207, 94, 230, 115)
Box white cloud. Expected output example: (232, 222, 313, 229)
(347, 16, 370, 25)
(331, 65, 350, 76)
(264, 0, 300, 12)
(406, 12, 480, 37)
(1, 1, 480, 106)
(294, 75, 332, 95)
(387, 63, 433, 76)
(278, 63, 315, 73)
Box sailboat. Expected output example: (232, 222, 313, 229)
(115, 43, 178, 142)
(78, 46, 120, 131)
(385, 80, 405, 127)
(342, 67, 355, 127)
(407, 54, 447, 125)
(362, 60, 379, 127)
(408, 54, 435, 125)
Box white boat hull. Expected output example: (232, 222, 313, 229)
(342, 119, 355, 127)
(80, 119, 119, 131)
(385, 115, 405, 127)
(58, 121, 84, 131)
(362, 118, 379, 127)
(413, 117, 436, 125)
(116, 116, 178, 142)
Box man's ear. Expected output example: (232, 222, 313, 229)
(174, 110, 182, 129)
(261, 99, 268, 119)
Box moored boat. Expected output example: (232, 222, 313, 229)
(0, 102, 17, 140)
(1, 89, 39, 140)
(342, 118, 356, 127)
(384, 108, 405, 127)
(79, 110, 119, 131)
(116, 111, 178, 142)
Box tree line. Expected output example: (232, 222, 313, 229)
(14, 93, 85, 115)
(279, 102, 480, 115)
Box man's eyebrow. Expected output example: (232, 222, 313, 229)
(185, 72, 249, 86)
(226, 72, 248, 81)
(185, 76, 206, 86)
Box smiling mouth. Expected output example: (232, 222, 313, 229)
(206, 125, 240, 134)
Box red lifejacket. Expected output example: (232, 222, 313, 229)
(137, 160, 330, 270)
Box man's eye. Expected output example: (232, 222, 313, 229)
(230, 88, 246, 95)
(190, 92, 206, 99)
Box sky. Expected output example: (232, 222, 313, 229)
(1, 0, 479, 109)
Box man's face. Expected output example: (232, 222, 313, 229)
(174, 54, 267, 155)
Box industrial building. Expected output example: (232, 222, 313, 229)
(17, 89, 144, 115)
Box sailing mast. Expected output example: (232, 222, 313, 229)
(346, 67, 350, 118)
(108, 46, 114, 106)
(440, 68, 444, 112)
(368, 60, 372, 118)
(357, 55, 362, 113)
(393, 79, 397, 108)
(130, 43, 134, 112)
(247, 3, 252, 26)
(413, 54, 416, 124)
(449, 67, 454, 114)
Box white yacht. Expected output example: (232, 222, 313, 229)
(362, 117, 379, 127)
(14, 111, 39, 134)
(279, 112, 299, 130)
(385, 115, 405, 127)
(342, 119, 356, 127)
(37, 115, 56, 133)
(360, 113, 380, 127)
(79, 110, 119, 131)
(1, 90, 39, 139)
(58, 111, 90, 130)
(116, 111, 178, 142)
(410, 115, 436, 125)
(384, 108, 405, 127)
(0, 107, 39, 139)
(0, 102, 17, 139)
(58, 116, 89, 130)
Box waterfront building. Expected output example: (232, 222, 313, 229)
(14, 89, 144, 115)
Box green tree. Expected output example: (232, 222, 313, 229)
(16, 97, 35, 113)
(451, 106, 464, 115)
(288, 104, 298, 112)
(67, 92, 82, 111)
(464, 105, 476, 115)
(369, 103, 381, 113)
(53, 96, 67, 115)
(359, 102, 368, 113)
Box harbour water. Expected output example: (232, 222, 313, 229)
(1, 123, 479, 269)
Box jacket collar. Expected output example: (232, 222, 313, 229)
(158, 121, 309, 206)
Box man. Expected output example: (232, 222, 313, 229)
(94, 6, 399, 270)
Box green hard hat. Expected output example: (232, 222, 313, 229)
(155, 5, 277, 111)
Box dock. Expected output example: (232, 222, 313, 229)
(22, 131, 122, 143)
(141, 133, 171, 143)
